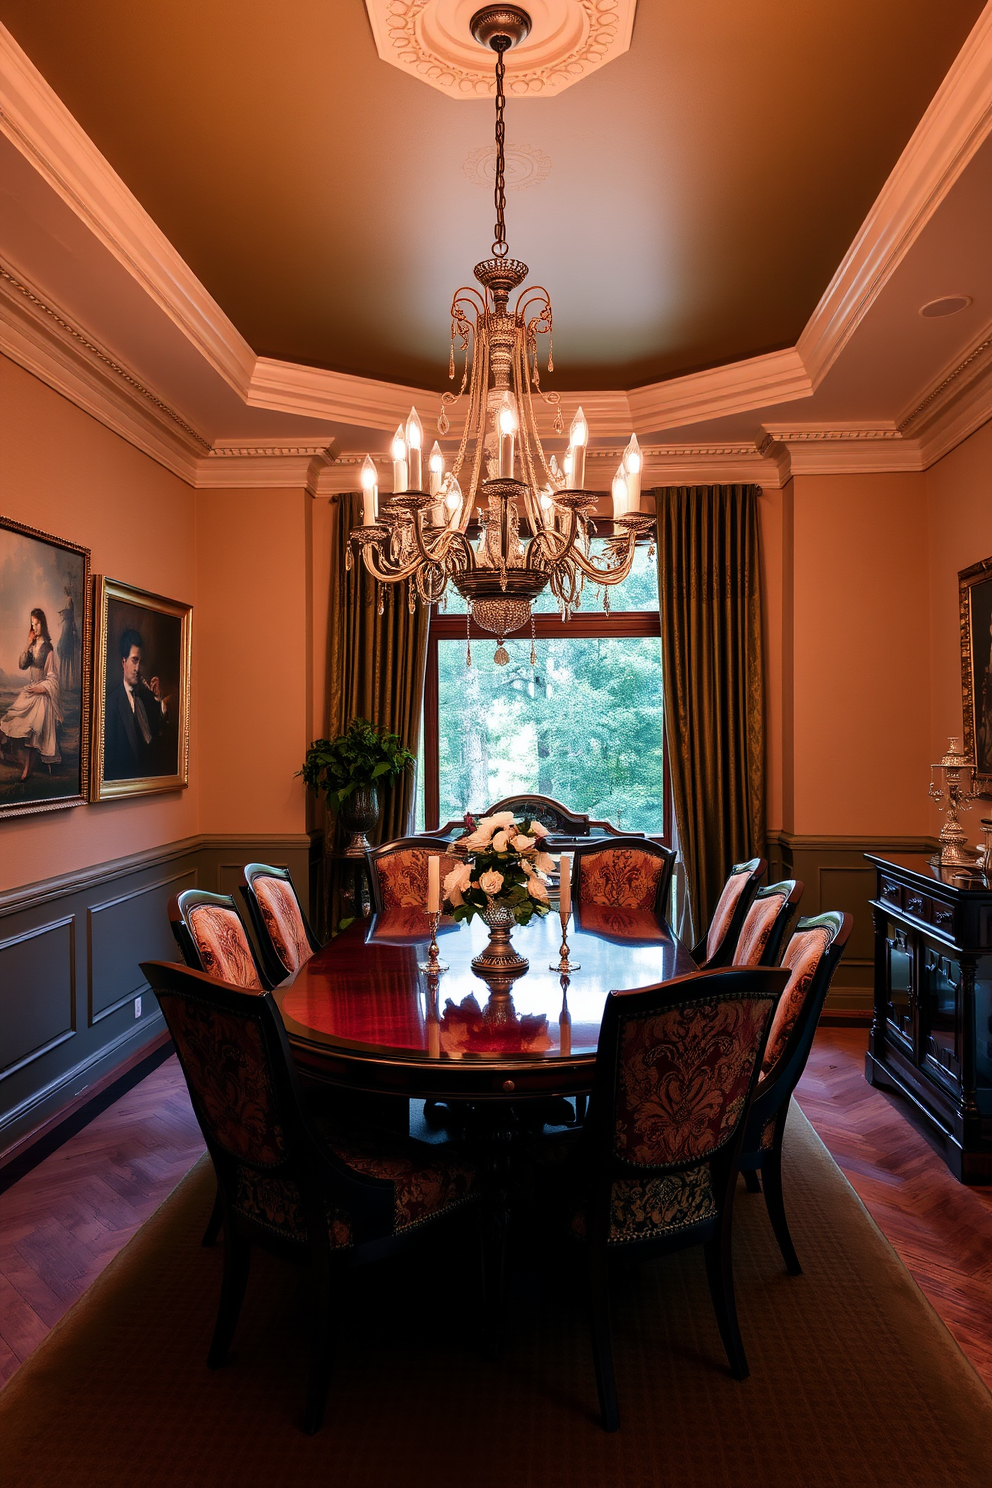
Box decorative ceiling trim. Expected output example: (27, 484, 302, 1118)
(0, 257, 203, 483)
(195, 451, 334, 492)
(462, 142, 552, 191)
(206, 441, 336, 459)
(0, 21, 255, 398)
(627, 347, 812, 434)
(364, 0, 636, 100)
(796, 2, 992, 387)
(898, 321, 992, 432)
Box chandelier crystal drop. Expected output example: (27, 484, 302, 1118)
(351, 5, 654, 662)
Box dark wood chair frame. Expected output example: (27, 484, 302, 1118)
(732, 879, 804, 967)
(140, 959, 485, 1435)
(436, 793, 644, 842)
(738, 911, 853, 1274)
(571, 836, 677, 918)
(168, 888, 274, 991)
(239, 862, 322, 986)
(365, 835, 456, 917)
(692, 856, 766, 968)
(576, 964, 790, 1431)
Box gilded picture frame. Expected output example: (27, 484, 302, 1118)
(959, 555, 992, 790)
(91, 576, 192, 801)
(0, 515, 92, 818)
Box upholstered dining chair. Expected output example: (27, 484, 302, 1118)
(731, 880, 803, 968)
(168, 888, 271, 991)
(572, 837, 677, 927)
(239, 862, 321, 985)
(738, 911, 853, 1275)
(366, 836, 463, 917)
(692, 857, 766, 969)
(140, 959, 483, 1434)
(568, 964, 789, 1431)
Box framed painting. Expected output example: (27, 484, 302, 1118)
(91, 577, 191, 801)
(0, 516, 91, 819)
(960, 555, 992, 790)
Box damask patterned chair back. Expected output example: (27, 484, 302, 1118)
(573, 838, 676, 928)
(367, 837, 463, 917)
(732, 880, 803, 969)
(240, 863, 320, 984)
(169, 889, 268, 991)
(738, 911, 853, 1276)
(579, 964, 789, 1430)
(694, 857, 766, 968)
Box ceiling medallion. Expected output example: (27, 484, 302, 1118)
(364, 0, 636, 99)
(351, 6, 653, 665)
(462, 142, 552, 190)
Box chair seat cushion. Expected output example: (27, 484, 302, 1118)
(233, 1123, 477, 1249)
(571, 1165, 717, 1246)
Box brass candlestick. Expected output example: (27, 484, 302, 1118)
(929, 736, 979, 866)
(551, 912, 580, 973)
(417, 911, 448, 973)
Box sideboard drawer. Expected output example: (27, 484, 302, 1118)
(879, 878, 903, 910)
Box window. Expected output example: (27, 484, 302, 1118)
(417, 543, 669, 837)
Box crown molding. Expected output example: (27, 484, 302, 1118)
(0, 258, 205, 483)
(797, 2, 992, 386)
(759, 423, 923, 476)
(627, 347, 812, 434)
(0, 22, 255, 399)
(195, 446, 334, 491)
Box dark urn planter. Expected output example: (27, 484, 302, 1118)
(339, 783, 380, 857)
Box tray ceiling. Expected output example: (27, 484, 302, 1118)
(0, 0, 986, 393)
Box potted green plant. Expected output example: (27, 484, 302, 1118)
(300, 718, 415, 856)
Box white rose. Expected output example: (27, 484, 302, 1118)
(511, 832, 536, 853)
(478, 811, 514, 835)
(526, 876, 550, 902)
(447, 886, 464, 906)
(459, 828, 492, 852)
(533, 850, 555, 874)
(478, 869, 504, 895)
(519, 859, 535, 876)
(491, 830, 510, 853)
(444, 862, 473, 897)
(529, 821, 549, 837)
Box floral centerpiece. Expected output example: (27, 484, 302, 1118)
(443, 811, 554, 975)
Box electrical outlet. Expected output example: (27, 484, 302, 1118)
(134, 996, 142, 1019)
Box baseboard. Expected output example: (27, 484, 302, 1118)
(0, 1019, 169, 1171)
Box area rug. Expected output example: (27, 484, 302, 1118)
(2, 1106, 990, 1488)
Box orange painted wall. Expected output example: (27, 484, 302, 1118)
(0, 354, 198, 892)
(779, 469, 931, 836)
(923, 419, 992, 763)
(195, 486, 311, 836)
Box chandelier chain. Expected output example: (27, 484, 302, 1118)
(492, 39, 511, 258)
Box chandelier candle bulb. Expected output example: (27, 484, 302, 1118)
(360, 455, 379, 524)
(391, 424, 408, 493)
(569, 407, 588, 489)
(429, 441, 445, 497)
(498, 403, 517, 478)
(427, 853, 440, 914)
(623, 433, 642, 510)
(406, 408, 424, 491)
(612, 464, 628, 520)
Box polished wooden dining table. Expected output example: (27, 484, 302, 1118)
(275, 905, 696, 1105)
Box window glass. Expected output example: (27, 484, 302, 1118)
(422, 634, 664, 832)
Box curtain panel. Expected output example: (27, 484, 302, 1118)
(654, 484, 765, 940)
(327, 491, 430, 845)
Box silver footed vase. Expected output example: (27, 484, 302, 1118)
(471, 899, 529, 978)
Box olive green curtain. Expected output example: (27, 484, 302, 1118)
(326, 491, 430, 845)
(654, 484, 765, 941)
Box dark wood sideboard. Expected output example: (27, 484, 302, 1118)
(866, 852, 992, 1183)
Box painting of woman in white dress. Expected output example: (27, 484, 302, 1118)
(0, 517, 90, 818)
(0, 609, 63, 780)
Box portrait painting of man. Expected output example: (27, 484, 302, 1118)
(0, 517, 90, 819)
(960, 558, 992, 788)
(92, 578, 191, 800)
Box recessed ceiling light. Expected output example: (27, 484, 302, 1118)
(919, 295, 972, 318)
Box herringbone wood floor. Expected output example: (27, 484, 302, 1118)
(1, 1031, 990, 1390)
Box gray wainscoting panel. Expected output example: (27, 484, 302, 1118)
(0, 833, 310, 1161)
(0, 916, 75, 1080)
(87, 870, 196, 1024)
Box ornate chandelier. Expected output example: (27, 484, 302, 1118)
(351, 5, 654, 663)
